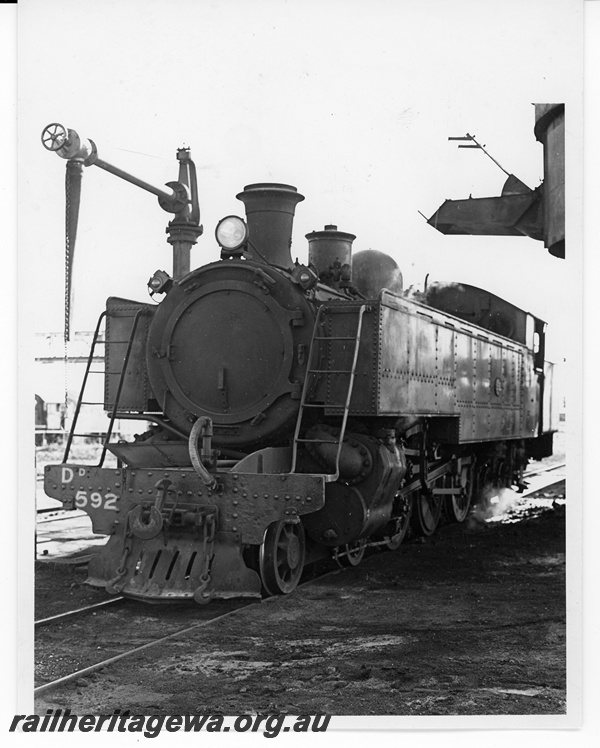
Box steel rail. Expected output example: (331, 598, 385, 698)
(35, 597, 126, 628)
(523, 461, 566, 479)
(518, 477, 565, 500)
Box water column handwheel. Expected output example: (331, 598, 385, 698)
(41, 123, 68, 151)
(259, 520, 306, 596)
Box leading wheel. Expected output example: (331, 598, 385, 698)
(259, 520, 306, 596)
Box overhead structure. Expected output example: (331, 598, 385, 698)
(427, 104, 565, 259)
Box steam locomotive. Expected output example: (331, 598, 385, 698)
(42, 126, 555, 604)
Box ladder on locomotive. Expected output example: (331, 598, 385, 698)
(62, 309, 144, 467)
(291, 303, 367, 481)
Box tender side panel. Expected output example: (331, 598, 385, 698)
(321, 293, 536, 444)
(435, 322, 456, 413)
(455, 328, 474, 438)
(406, 308, 438, 413)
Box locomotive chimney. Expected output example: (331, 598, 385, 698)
(236, 183, 305, 269)
(306, 224, 356, 281)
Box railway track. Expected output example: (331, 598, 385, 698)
(34, 595, 256, 696)
(518, 462, 565, 499)
(35, 600, 255, 697)
(35, 557, 356, 699)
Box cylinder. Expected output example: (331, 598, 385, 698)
(306, 224, 356, 279)
(236, 183, 304, 269)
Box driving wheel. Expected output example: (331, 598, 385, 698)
(411, 488, 442, 537)
(446, 462, 474, 523)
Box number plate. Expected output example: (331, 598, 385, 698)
(44, 464, 124, 534)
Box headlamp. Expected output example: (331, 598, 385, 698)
(215, 215, 248, 250)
